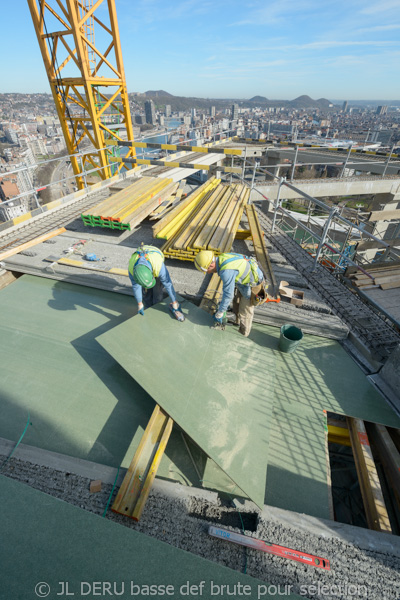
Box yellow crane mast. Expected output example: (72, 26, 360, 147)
(27, 0, 136, 189)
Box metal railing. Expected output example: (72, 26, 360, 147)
(226, 154, 400, 274)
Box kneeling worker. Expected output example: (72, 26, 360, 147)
(128, 245, 185, 322)
(194, 250, 264, 336)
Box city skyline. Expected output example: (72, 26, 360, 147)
(2, 0, 400, 100)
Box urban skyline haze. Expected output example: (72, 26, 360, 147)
(2, 0, 400, 100)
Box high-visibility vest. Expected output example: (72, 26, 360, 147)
(128, 245, 164, 278)
(217, 253, 261, 286)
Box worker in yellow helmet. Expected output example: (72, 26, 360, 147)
(194, 250, 264, 336)
(128, 245, 185, 321)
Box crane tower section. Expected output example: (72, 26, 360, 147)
(27, 0, 136, 189)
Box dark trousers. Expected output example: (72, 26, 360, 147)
(143, 278, 164, 309)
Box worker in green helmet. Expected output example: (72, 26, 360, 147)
(128, 245, 185, 321)
(194, 250, 264, 336)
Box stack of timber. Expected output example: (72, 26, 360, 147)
(346, 261, 400, 291)
(81, 177, 178, 231)
(149, 180, 186, 220)
(153, 177, 250, 261)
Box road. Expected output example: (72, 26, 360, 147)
(50, 157, 76, 200)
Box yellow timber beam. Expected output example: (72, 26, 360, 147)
(108, 139, 243, 156)
(110, 156, 241, 174)
(347, 417, 392, 533)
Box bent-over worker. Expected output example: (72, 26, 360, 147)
(128, 245, 185, 322)
(194, 250, 264, 336)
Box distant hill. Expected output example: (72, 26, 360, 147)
(316, 98, 333, 107)
(291, 95, 318, 107)
(128, 90, 337, 111)
(144, 90, 174, 98)
(249, 95, 269, 103)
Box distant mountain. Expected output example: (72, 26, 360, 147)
(316, 98, 333, 107)
(130, 92, 229, 111)
(291, 95, 316, 107)
(128, 90, 337, 111)
(144, 90, 174, 98)
(249, 95, 269, 103)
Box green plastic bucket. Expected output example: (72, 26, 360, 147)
(278, 324, 303, 354)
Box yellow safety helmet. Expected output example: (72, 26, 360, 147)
(194, 250, 215, 272)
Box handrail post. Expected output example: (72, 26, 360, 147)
(311, 206, 338, 271)
(340, 144, 353, 178)
(290, 145, 299, 182)
(241, 147, 247, 179)
(271, 177, 284, 233)
(382, 145, 395, 178)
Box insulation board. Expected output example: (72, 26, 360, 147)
(0, 475, 294, 600)
(98, 299, 276, 509)
(0, 275, 198, 482)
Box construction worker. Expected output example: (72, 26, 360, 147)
(194, 250, 264, 336)
(128, 245, 185, 321)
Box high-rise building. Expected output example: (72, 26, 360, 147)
(209, 106, 216, 117)
(376, 105, 388, 115)
(231, 104, 239, 120)
(342, 101, 348, 113)
(165, 105, 171, 118)
(145, 100, 156, 124)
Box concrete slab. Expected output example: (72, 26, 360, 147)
(362, 287, 400, 325)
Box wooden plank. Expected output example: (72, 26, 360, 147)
(235, 229, 252, 240)
(373, 271, 400, 283)
(345, 260, 400, 275)
(380, 280, 400, 290)
(132, 416, 173, 521)
(153, 178, 218, 238)
(368, 423, 400, 498)
(327, 424, 351, 446)
(44, 256, 129, 276)
(210, 187, 248, 253)
(347, 417, 392, 532)
(220, 188, 250, 253)
(0, 270, 18, 291)
(323, 411, 335, 520)
(199, 273, 223, 314)
(191, 185, 232, 250)
(246, 204, 279, 298)
(356, 237, 400, 251)
(173, 184, 224, 250)
(369, 209, 400, 222)
(0, 228, 66, 262)
(112, 405, 173, 521)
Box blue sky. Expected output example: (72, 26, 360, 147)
(3, 0, 400, 100)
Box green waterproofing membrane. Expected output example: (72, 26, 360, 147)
(98, 300, 276, 509)
(265, 402, 330, 518)
(98, 299, 400, 517)
(181, 402, 331, 520)
(0, 476, 301, 600)
(247, 326, 400, 427)
(0, 276, 199, 482)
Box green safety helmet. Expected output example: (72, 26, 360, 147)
(133, 264, 155, 288)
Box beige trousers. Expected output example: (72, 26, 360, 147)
(232, 288, 255, 337)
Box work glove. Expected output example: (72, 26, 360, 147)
(138, 307, 144, 316)
(213, 311, 224, 325)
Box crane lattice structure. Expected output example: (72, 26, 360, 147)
(27, 0, 136, 189)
